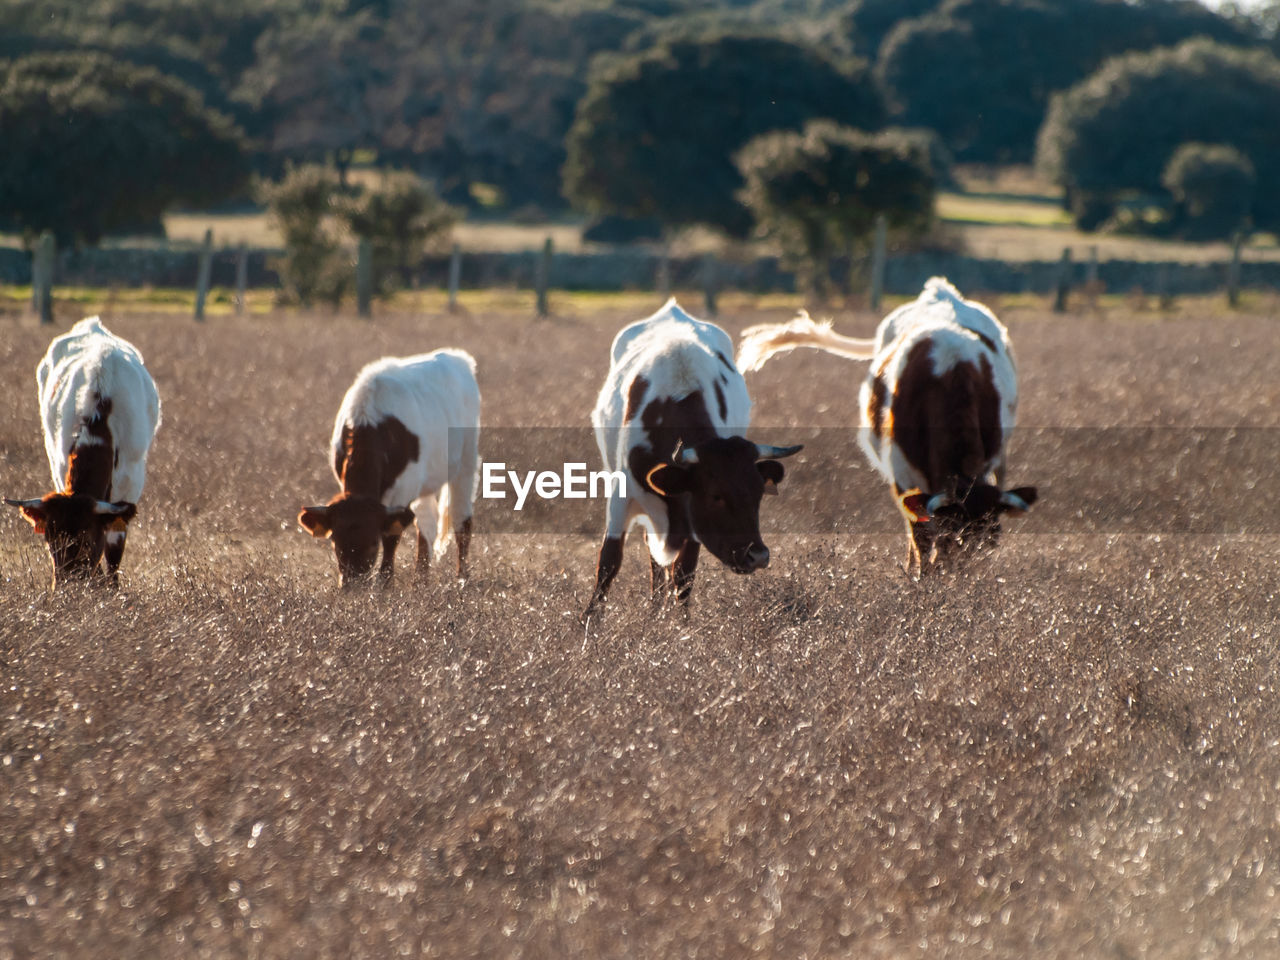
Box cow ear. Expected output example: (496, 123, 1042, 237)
(298, 506, 332, 538)
(999, 486, 1038, 516)
(644, 463, 690, 497)
(898, 489, 931, 523)
(756, 460, 785, 494)
(384, 506, 415, 535)
(11, 501, 48, 535)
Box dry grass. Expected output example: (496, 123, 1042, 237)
(2, 295, 1279, 959)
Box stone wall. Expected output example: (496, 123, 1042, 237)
(2, 244, 1276, 296)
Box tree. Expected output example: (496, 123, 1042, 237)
(1161, 143, 1255, 240)
(736, 122, 935, 298)
(836, 0, 943, 60)
(1037, 40, 1280, 231)
(564, 32, 885, 237)
(239, 1, 648, 210)
(259, 164, 352, 307)
(262, 165, 458, 305)
(0, 52, 248, 246)
(878, 0, 1256, 162)
(238, 11, 395, 183)
(345, 172, 458, 295)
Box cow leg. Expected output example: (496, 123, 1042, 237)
(380, 531, 402, 587)
(905, 518, 933, 580)
(455, 516, 473, 580)
(103, 527, 127, 588)
(584, 534, 624, 618)
(672, 540, 700, 607)
(415, 528, 431, 583)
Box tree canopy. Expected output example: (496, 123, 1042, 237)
(0, 52, 249, 245)
(563, 32, 885, 237)
(1161, 142, 1255, 240)
(736, 121, 935, 296)
(878, 0, 1258, 162)
(1037, 39, 1280, 231)
(0, 0, 1274, 227)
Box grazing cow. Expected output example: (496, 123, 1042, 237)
(5, 317, 161, 587)
(585, 299, 802, 616)
(298, 349, 480, 589)
(738, 277, 1036, 577)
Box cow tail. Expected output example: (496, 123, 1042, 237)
(737, 310, 877, 372)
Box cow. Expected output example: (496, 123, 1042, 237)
(738, 277, 1037, 578)
(5, 317, 161, 588)
(298, 349, 480, 590)
(585, 299, 802, 617)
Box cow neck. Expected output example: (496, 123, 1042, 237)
(640, 390, 719, 457)
(338, 417, 419, 502)
(64, 396, 113, 499)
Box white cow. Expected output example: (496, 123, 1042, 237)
(738, 277, 1036, 576)
(298, 349, 480, 589)
(585, 299, 802, 615)
(6, 317, 161, 586)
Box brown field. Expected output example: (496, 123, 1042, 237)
(2, 293, 1279, 958)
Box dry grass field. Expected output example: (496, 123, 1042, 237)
(2, 293, 1279, 958)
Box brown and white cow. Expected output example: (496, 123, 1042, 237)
(738, 277, 1036, 577)
(6, 317, 161, 588)
(585, 299, 802, 616)
(298, 349, 480, 589)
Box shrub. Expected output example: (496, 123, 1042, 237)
(1038, 40, 1280, 231)
(736, 121, 935, 299)
(345, 172, 458, 295)
(259, 164, 351, 307)
(1161, 142, 1255, 241)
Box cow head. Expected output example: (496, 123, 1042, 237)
(900, 481, 1037, 561)
(298, 493, 415, 588)
(643, 440, 801, 573)
(5, 494, 136, 587)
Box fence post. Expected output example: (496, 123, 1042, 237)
(535, 236, 553, 317)
(1227, 232, 1242, 308)
(32, 230, 55, 325)
(193, 228, 213, 321)
(1053, 246, 1072, 313)
(234, 243, 248, 316)
(356, 237, 373, 318)
(701, 254, 718, 317)
(448, 243, 462, 312)
(869, 213, 888, 311)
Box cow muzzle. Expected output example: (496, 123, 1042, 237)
(738, 544, 770, 573)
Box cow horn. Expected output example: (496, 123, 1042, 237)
(999, 490, 1031, 512)
(3, 497, 43, 509)
(754, 443, 803, 460)
(926, 492, 955, 514)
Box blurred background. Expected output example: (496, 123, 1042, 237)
(4, 0, 1280, 305)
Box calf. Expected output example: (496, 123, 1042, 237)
(738, 277, 1036, 577)
(585, 299, 801, 616)
(6, 317, 161, 587)
(298, 349, 480, 589)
